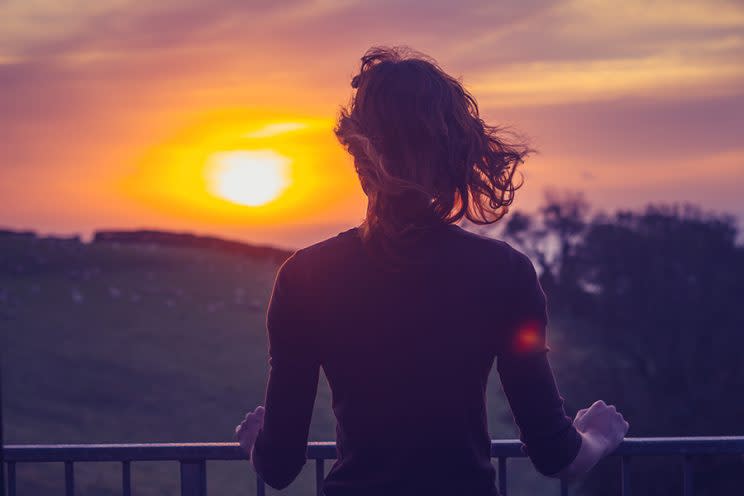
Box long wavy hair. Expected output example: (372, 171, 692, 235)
(334, 46, 533, 263)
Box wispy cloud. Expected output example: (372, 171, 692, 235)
(470, 52, 744, 106)
(244, 122, 309, 139)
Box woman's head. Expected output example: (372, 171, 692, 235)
(334, 45, 533, 246)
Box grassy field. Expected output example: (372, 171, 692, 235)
(1, 233, 565, 495)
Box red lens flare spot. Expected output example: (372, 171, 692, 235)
(514, 321, 544, 353)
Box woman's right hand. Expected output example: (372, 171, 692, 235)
(573, 400, 629, 456)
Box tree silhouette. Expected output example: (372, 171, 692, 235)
(489, 194, 744, 495)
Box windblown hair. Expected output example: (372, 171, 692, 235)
(334, 45, 533, 260)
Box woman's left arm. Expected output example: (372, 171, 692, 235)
(235, 253, 321, 490)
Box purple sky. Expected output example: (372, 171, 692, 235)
(2, 0, 743, 248)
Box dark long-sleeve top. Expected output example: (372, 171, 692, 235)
(251, 223, 582, 496)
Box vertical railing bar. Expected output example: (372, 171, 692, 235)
(315, 458, 325, 496)
(64, 461, 74, 496)
(621, 456, 631, 496)
(682, 455, 693, 496)
(256, 476, 266, 496)
(7, 462, 16, 496)
(122, 461, 131, 496)
(179, 460, 206, 496)
(560, 478, 569, 496)
(498, 457, 507, 496)
(1, 364, 5, 496)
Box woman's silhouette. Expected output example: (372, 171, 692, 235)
(235, 46, 628, 496)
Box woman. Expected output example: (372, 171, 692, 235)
(235, 46, 629, 496)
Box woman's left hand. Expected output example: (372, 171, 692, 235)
(234, 406, 265, 458)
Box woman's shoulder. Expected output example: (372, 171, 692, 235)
(444, 226, 542, 291)
(298, 226, 359, 255)
(451, 225, 525, 260)
(278, 226, 361, 274)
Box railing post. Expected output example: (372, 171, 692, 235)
(64, 461, 74, 496)
(315, 459, 325, 496)
(6, 462, 14, 496)
(682, 455, 693, 496)
(122, 461, 131, 496)
(0, 358, 5, 496)
(256, 476, 266, 496)
(621, 456, 631, 496)
(179, 460, 206, 496)
(497, 457, 507, 496)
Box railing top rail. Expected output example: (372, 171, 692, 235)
(4, 437, 744, 463)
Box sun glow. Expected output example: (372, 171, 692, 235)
(206, 150, 291, 206)
(125, 114, 365, 226)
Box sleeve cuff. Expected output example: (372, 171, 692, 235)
(523, 423, 583, 477)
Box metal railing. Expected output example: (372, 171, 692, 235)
(3, 437, 744, 496)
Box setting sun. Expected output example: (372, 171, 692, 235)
(206, 150, 292, 207)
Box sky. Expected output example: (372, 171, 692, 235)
(1, 0, 743, 249)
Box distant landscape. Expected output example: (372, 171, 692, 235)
(0, 229, 559, 495)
